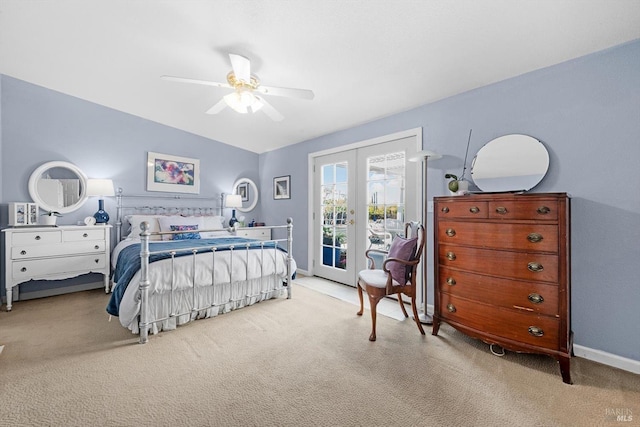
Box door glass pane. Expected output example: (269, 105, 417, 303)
(321, 162, 348, 270)
(366, 152, 406, 256)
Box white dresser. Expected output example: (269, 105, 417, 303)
(235, 227, 272, 241)
(2, 225, 112, 311)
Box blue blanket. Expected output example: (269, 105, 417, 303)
(106, 237, 286, 316)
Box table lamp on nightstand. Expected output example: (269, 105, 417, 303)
(87, 179, 115, 224)
(225, 194, 243, 227)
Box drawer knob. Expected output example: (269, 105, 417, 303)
(35, 235, 41, 240)
(527, 233, 543, 243)
(528, 293, 544, 304)
(21, 267, 27, 272)
(469, 206, 480, 214)
(446, 277, 456, 286)
(445, 228, 456, 237)
(527, 262, 544, 272)
(20, 250, 27, 255)
(537, 206, 551, 215)
(83, 233, 89, 238)
(446, 303, 456, 313)
(441, 206, 450, 213)
(495, 206, 508, 215)
(94, 259, 100, 264)
(528, 326, 544, 337)
(94, 245, 100, 250)
(446, 252, 456, 261)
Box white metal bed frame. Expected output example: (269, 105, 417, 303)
(114, 189, 293, 344)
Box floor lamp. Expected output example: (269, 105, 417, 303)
(409, 150, 442, 325)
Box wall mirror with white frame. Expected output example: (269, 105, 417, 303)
(232, 178, 258, 212)
(28, 161, 89, 214)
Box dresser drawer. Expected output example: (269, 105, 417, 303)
(438, 266, 559, 316)
(439, 245, 559, 283)
(488, 199, 558, 220)
(439, 294, 560, 350)
(12, 230, 62, 245)
(436, 200, 488, 219)
(236, 228, 271, 240)
(438, 221, 559, 252)
(12, 254, 107, 280)
(12, 241, 106, 260)
(64, 228, 105, 241)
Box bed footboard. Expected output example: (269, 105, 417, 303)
(138, 218, 294, 344)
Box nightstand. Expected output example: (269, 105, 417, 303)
(2, 225, 112, 311)
(235, 227, 272, 241)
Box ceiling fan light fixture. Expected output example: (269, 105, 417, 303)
(224, 86, 264, 114)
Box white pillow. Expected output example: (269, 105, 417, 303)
(125, 215, 162, 241)
(157, 215, 204, 240)
(200, 215, 226, 238)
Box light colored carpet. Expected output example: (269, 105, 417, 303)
(0, 281, 638, 427)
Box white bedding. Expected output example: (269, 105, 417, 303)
(111, 237, 297, 334)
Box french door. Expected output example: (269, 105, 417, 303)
(312, 136, 419, 286)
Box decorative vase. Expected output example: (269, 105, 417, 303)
(456, 179, 470, 195)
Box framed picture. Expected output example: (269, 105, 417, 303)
(238, 183, 249, 201)
(273, 175, 291, 200)
(147, 151, 200, 194)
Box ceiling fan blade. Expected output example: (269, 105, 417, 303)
(205, 98, 228, 115)
(256, 85, 314, 100)
(256, 96, 284, 121)
(229, 53, 251, 84)
(161, 75, 231, 89)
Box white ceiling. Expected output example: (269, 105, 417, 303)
(1, 1, 639, 154)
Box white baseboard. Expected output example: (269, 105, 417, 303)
(295, 268, 310, 277)
(573, 344, 640, 375)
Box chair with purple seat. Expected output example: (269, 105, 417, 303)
(356, 221, 426, 341)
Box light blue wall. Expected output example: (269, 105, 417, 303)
(260, 39, 640, 361)
(0, 75, 260, 295)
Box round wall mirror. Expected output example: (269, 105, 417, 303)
(28, 161, 89, 214)
(470, 134, 549, 193)
(232, 178, 258, 212)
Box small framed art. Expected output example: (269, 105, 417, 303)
(238, 182, 249, 201)
(273, 175, 291, 200)
(147, 151, 200, 194)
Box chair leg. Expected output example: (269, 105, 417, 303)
(356, 282, 364, 316)
(397, 293, 409, 318)
(367, 294, 382, 341)
(411, 296, 426, 336)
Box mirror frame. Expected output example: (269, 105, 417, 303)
(232, 178, 258, 212)
(470, 134, 549, 193)
(28, 161, 89, 214)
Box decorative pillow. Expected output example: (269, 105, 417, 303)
(158, 216, 204, 240)
(385, 236, 417, 286)
(125, 215, 162, 241)
(170, 224, 201, 240)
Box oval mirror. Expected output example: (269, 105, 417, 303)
(28, 161, 89, 214)
(232, 178, 258, 212)
(470, 134, 549, 193)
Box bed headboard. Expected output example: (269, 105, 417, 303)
(115, 188, 225, 242)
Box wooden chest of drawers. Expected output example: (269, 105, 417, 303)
(432, 193, 572, 383)
(2, 225, 112, 311)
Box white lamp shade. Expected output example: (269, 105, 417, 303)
(225, 194, 243, 208)
(86, 179, 115, 197)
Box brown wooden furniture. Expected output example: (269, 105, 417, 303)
(357, 222, 426, 341)
(432, 193, 572, 383)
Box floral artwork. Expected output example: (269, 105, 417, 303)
(147, 152, 200, 194)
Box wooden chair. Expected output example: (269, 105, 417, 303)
(357, 221, 426, 341)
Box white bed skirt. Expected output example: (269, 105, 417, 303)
(121, 274, 288, 334)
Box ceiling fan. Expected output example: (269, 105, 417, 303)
(161, 53, 314, 121)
